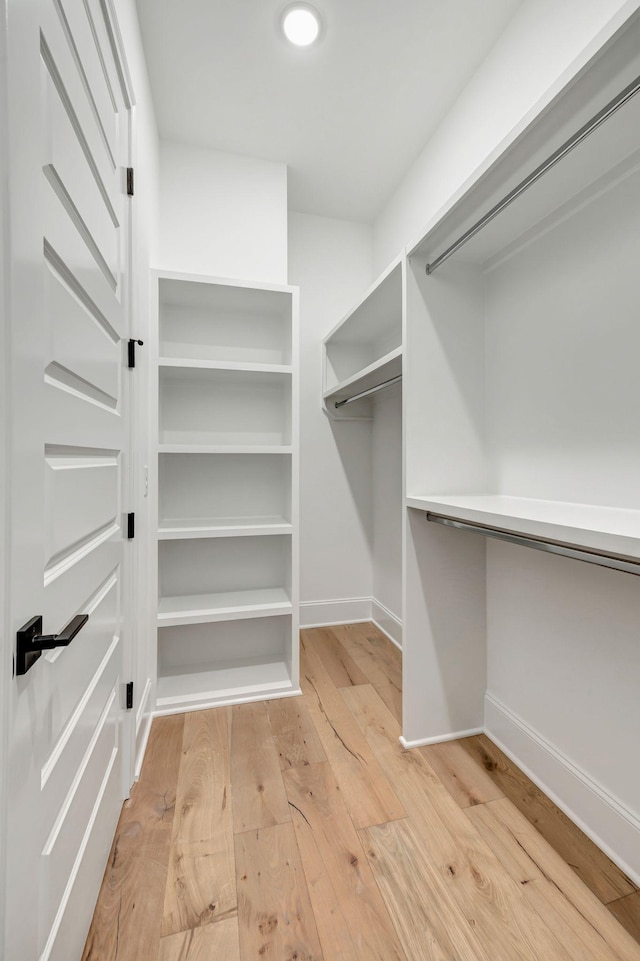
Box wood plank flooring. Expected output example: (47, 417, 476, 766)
(83, 623, 640, 961)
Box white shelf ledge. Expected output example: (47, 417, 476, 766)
(157, 588, 292, 627)
(158, 444, 293, 455)
(156, 656, 296, 711)
(158, 516, 292, 539)
(324, 346, 402, 409)
(406, 494, 640, 562)
(159, 358, 292, 374)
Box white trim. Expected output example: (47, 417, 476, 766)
(399, 727, 483, 749)
(133, 712, 152, 782)
(485, 693, 640, 886)
(153, 686, 302, 718)
(371, 598, 402, 649)
(0, 2, 10, 949)
(299, 596, 372, 627)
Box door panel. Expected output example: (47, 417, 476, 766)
(4, 0, 133, 957)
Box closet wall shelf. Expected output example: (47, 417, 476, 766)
(323, 346, 403, 410)
(158, 516, 292, 540)
(157, 588, 292, 627)
(156, 657, 296, 712)
(406, 494, 640, 564)
(158, 444, 293, 455)
(159, 358, 292, 374)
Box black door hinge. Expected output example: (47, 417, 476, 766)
(127, 512, 135, 539)
(126, 681, 134, 710)
(126, 167, 134, 196)
(128, 338, 144, 368)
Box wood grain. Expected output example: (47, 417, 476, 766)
(341, 684, 576, 961)
(419, 739, 504, 809)
(466, 798, 640, 961)
(235, 821, 324, 961)
(230, 701, 291, 833)
(609, 893, 640, 946)
(267, 694, 327, 770)
(360, 818, 491, 961)
(300, 632, 406, 829)
(162, 709, 236, 936)
(303, 627, 369, 688)
(330, 623, 402, 722)
(459, 734, 636, 903)
(82, 713, 185, 961)
(284, 761, 407, 961)
(158, 918, 240, 961)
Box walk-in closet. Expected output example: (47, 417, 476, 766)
(2, 1, 639, 959)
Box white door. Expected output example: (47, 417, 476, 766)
(3, 0, 135, 958)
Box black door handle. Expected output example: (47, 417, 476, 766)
(16, 613, 89, 676)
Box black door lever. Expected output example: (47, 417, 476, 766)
(16, 613, 89, 676)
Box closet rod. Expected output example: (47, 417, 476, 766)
(335, 374, 402, 408)
(426, 512, 640, 577)
(425, 73, 640, 275)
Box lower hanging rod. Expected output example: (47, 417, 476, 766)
(426, 512, 640, 577)
(335, 374, 402, 409)
(425, 72, 640, 275)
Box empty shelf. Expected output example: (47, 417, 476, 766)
(158, 444, 293, 455)
(156, 656, 295, 710)
(324, 346, 402, 409)
(157, 588, 293, 626)
(406, 494, 640, 562)
(159, 358, 292, 374)
(158, 516, 293, 539)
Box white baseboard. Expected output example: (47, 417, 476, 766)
(400, 728, 483, 749)
(299, 596, 372, 628)
(485, 693, 640, 886)
(371, 598, 403, 650)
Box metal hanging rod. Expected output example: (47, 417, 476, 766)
(335, 374, 402, 409)
(425, 73, 640, 275)
(426, 512, 640, 577)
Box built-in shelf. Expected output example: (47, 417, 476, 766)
(159, 358, 292, 375)
(406, 494, 640, 562)
(158, 516, 292, 539)
(156, 656, 296, 711)
(157, 587, 292, 627)
(323, 346, 402, 410)
(153, 270, 299, 712)
(322, 255, 404, 420)
(159, 444, 293, 455)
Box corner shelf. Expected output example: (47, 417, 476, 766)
(159, 358, 292, 375)
(322, 256, 403, 419)
(158, 444, 293, 455)
(323, 346, 402, 413)
(407, 494, 640, 565)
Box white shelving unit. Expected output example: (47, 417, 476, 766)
(152, 270, 300, 713)
(322, 255, 403, 419)
(401, 12, 640, 879)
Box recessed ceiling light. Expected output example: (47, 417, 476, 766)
(281, 3, 321, 47)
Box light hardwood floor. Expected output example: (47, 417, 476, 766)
(83, 623, 640, 960)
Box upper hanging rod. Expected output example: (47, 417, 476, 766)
(335, 373, 402, 409)
(426, 512, 640, 577)
(425, 73, 640, 275)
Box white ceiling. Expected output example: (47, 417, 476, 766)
(135, 0, 523, 222)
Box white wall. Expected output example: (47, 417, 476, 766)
(157, 141, 288, 285)
(373, 0, 639, 272)
(288, 211, 375, 626)
(0, 2, 9, 946)
(371, 385, 403, 640)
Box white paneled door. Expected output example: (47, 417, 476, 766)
(3, 0, 135, 958)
